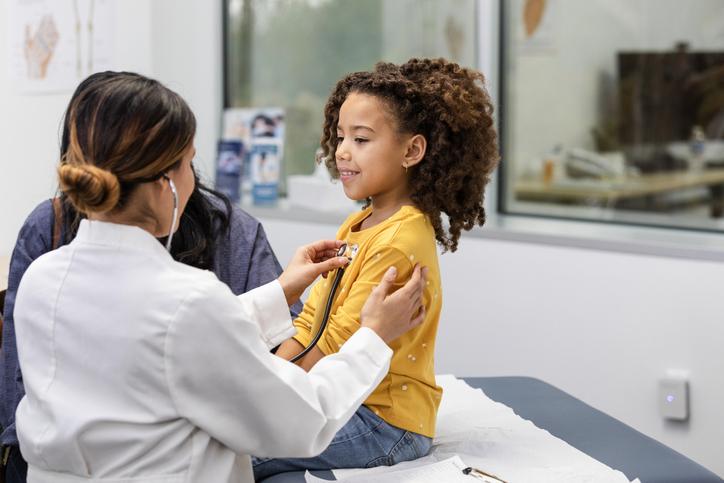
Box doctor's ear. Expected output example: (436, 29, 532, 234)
(158, 173, 171, 187)
(403, 134, 426, 169)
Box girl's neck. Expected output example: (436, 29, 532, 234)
(360, 194, 413, 231)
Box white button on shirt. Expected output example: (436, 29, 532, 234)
(14, 220, 392, 483)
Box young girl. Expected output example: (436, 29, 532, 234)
(255, 57, 498, 479)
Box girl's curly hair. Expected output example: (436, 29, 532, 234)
(320, 58, 499, 252)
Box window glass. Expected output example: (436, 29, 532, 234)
(501, 0, 724, 231)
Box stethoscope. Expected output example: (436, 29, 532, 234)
(289, 242, 353, 363)
(163, 174, 179, 252)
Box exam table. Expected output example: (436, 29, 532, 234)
(261, 376, 722, 483)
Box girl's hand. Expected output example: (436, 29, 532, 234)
(360, 264, 428, 344)
(278, 240, 349, 306)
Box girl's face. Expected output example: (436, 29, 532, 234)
(335, 92, 412, 206)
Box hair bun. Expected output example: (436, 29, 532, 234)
(58, 162, 121, 214)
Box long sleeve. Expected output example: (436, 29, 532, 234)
(298, 245, 413, 357)
(0, 200, 54, 445)
(165, 276, 392, 459)
(235, 281, 295, 349)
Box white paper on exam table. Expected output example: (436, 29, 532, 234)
(305, 456, 483, 483)
(330, 375, 641, 483)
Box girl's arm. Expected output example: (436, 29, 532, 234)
(298, 345, 324, 371)
(296, 245, 415, 371)
(274, 337, 305, 360)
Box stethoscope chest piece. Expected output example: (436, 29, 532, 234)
(347, 243, 359, 260)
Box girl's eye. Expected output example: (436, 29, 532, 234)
(335, 136, 344, 144)
(354, 138, 368, 144)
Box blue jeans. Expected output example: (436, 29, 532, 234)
(252, 405, 432, 481)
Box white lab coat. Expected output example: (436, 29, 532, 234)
(14, 220, 392, 483)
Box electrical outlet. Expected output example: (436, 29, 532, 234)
(659, 372, 689, 421)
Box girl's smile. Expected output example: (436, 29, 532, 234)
(337, 168, 360, 183)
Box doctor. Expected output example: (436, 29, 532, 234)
(13, 72, 426, 483)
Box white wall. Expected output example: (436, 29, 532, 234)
(0, 0, 154, 256)
(259, 218, 724, 477)
(149, 0, 222, 184)
(0, 0, 221, 257)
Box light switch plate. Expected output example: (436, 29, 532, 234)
(659, 373, 689, 421)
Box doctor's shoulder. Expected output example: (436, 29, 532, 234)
(13, 240, 73, 312)
(159, 262, 245, 326)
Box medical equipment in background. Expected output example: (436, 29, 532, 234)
(290, 243, 352, 363)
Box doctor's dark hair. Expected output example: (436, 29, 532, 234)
(320, 58, 499, 252)
(56, 71, 232, 269)
(59, 71, 196, 213)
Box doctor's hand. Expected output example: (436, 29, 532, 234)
(278, 239, 350, 306)
(360, 264, 428, 345)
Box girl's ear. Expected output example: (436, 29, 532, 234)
(403, 134, 427, 168)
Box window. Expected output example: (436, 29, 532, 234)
(224, 0, 478, 186)
(500, 0, 724, 231)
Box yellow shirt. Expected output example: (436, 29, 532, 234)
(293, 205, 442, 437)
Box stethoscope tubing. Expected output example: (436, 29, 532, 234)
(289, 244, 348, 363)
